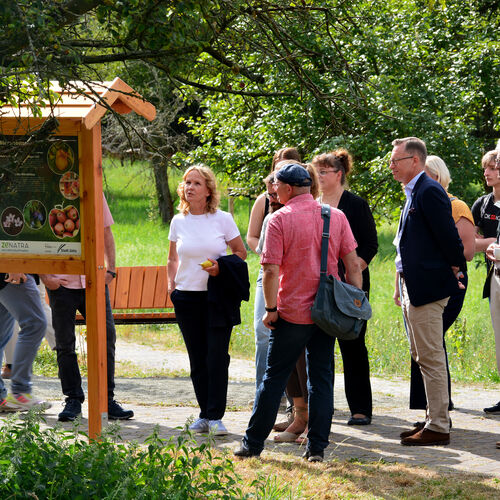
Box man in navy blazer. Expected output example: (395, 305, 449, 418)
(391, 137, 465, 446)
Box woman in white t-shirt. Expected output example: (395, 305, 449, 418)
(167, 165, 246, 436)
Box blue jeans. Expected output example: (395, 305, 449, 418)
(254, 269, 271, 390)
(0, 276, 46, 398)
(243, 318, 335, 454)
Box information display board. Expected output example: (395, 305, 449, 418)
(0, 135, 81, 256)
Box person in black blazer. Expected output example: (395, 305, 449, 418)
(390, 137, 465, 447)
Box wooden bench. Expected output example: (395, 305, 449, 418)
(64, 266, 176, 325)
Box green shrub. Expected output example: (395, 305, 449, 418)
(0, 410, 275, 499)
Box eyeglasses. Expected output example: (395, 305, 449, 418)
(266, 192, 277, 199)
(389, 156, 414, 166)
(318, 169, 339, 176)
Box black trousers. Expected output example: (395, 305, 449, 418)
(171, 289, 233, 420)
(47, 286, 116, 403)
(409, 272, 468, 410)
(334, 320, 372, 417)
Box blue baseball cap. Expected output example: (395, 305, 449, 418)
(275, 163, 312, 187)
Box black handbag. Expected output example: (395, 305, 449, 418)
(310, 204, 372, 340)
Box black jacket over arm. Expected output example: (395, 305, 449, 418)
(207, 254, 250, 328)
(400, 174, 465, 307)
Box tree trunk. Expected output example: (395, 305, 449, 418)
(152, 161, 175, 224)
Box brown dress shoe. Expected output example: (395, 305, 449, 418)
(400, 421, 425, 439)
(1, 365, 11, 379)
(401, 428, 450, 446)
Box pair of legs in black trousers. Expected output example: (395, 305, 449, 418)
(171, 289, 232, 421)
(334, 320, 372, 417)
(47, 286, 116, 402)
(409, 272, 468, 410)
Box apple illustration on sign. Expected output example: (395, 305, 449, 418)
(49, 204, 80, 239)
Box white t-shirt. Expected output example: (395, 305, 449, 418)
(168, 210, 241, 291)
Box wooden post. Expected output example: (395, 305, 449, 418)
(80, 124, 108, 440)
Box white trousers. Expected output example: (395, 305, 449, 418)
(489, 270, 500, 374)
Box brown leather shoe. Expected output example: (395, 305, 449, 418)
(400, 421, 425, 439)
(401, 428, 450, 446)
(496, 441, 500, 449)
(1, 365, 11, 380)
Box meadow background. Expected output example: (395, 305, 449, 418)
(103, 159, 499, 386)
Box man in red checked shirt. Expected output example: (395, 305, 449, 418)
(235, 163, 361, 462)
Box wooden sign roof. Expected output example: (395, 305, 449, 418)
(1, 77, 156, 129)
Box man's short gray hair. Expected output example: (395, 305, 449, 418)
(392, 137, 427, 164)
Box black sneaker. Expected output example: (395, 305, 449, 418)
(108, 400, 134, 420)
(58, 399, 82, 422)
(483, 401, 500, 414)
(302, 449, 324, 463)
(234, 443, 261, 458)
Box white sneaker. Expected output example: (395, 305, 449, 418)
(189, 418, 209, 433)
(208, 419, 228, 436)
(5, 393, 52, 411)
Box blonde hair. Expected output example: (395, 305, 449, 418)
(311, 148, 353, 185)
(425, 155, 451, 190)
(306, 163, 320, 199)
(482, 150, 499, 169)
(177, 164, 220, 215)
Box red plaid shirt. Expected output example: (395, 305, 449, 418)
(261, 194, 357, 324)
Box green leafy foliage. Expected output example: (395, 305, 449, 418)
(1, 0, 498, 219)
(0, 410, 262, 499)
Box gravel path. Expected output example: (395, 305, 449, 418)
(5, 339, 500, 478)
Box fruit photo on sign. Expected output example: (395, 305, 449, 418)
(47, 141, 74, 174)
(49, 204, 80, 239)
(59, 172, 79, 200)
(23, 200, 47, 230)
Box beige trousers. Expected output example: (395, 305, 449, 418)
(489, 270, 500, 374)
(400, 279, 450, 433)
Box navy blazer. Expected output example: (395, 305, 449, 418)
(399, 173, 465, 307)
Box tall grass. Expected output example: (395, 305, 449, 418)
(103, 160, 499, 385)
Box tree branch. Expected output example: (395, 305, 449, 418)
(203, 46, 265, 84)
(171, 74, 295, 98)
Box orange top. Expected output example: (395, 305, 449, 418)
(448, 193, 474, 225)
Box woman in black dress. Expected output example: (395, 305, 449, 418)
(311, 149, 378, 425)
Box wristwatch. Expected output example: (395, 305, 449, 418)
(265, 306, 278, 312)
(106, 270, 116, 279)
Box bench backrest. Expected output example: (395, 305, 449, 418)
(109, 266, 173, 310)
(44, 266, 173, 311)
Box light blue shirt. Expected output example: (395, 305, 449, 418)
(394, 171, 425, 273)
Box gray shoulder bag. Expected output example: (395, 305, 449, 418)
(310, 204, 372, 340)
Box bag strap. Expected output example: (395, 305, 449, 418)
(320, 204, 331, 277)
